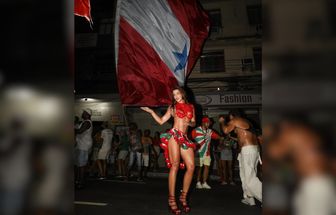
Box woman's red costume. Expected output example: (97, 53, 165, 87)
(160, 103, 196, 169)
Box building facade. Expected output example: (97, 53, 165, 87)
(75, 0, 262, 132)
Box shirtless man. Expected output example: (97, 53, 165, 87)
(219, 110, 262, 206)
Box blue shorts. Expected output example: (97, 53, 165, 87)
(74, 149, 89, 167)
(220, 149, 232, 161)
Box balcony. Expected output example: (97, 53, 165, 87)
(191, 58, 261, 79)
(208, 24, 262, 41)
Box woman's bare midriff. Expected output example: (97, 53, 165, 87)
(172, 116, 190, 134)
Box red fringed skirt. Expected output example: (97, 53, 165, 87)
(160, 128, 196, 169)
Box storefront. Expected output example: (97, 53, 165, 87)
(194, 92, 262, 132)
(75, 92, 261, 131)
(75, 97, 125, 125)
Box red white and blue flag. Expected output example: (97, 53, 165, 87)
(115, 0, 210, 106)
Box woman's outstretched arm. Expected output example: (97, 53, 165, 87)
(140, 106, 172, 125)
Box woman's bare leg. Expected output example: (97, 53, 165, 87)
(216, 157, 221, 177)
(121, 160, 126, 176)
(180, 148, 195, 193)
(203, 165, 210, 183)
(97, 160, 103, 177)
(228, 160, 233, 182)
(219, 160, 225, 182)
(102, 160, 107, 177)
(197, 166, 202, 183)
(223, 160, 228, 183)
(168, 138, 181, 197)
(118, 159, 123, 176)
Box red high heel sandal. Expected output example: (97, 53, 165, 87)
(179, 191, 191, 213)
(168, 195, 181, 215)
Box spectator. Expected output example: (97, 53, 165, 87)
(88, 126, 103, 178)
(192, 116, 221, 189)
(75, 109, 93, 189)
(212, 139, 222, 182)
(116, 129, 129, 178)
(218, 135, 237, 185)
(126, 123, 143, 181)
(0, 118, 31, 215)
(97, 122, 113, 179)
(151, 131, 161, 171)
(141, 129, 152, 179)
(107, 133, 120, 176)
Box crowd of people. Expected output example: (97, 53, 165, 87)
(74, 106, 262, 208)
(74, 112, 238, 183)
(74, 110, 164, 187)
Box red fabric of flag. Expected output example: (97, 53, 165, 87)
(74, 0, 92, 23)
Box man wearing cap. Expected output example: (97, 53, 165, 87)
(75, 109, 93, 189)
(192, 116, 221, 189)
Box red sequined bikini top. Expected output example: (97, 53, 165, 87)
(175, 103, 193, 119)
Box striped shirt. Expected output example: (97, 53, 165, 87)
(192, 126, 220, 157)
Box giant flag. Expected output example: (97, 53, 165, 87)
(74, 0, 93, 24)
(115, 0, 210, 106)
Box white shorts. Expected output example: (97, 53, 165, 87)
(142, 154, 149, 167)
(98, 149, 110, 160)
(117, 150, 128, 160)
(196, 156, 211, 167)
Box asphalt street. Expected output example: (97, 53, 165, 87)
(75, 174, 262, 215)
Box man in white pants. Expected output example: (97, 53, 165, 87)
(219, 110, 262, 206)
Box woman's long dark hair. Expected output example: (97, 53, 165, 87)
(171, 86, 188, 108)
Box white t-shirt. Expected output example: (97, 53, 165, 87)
(76, 120, 93, 151)
(100, 128, 113, 151)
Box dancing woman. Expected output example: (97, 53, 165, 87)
(141, 87, 196, 214)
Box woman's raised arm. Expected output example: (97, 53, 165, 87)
(140, 106, 172, 125)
